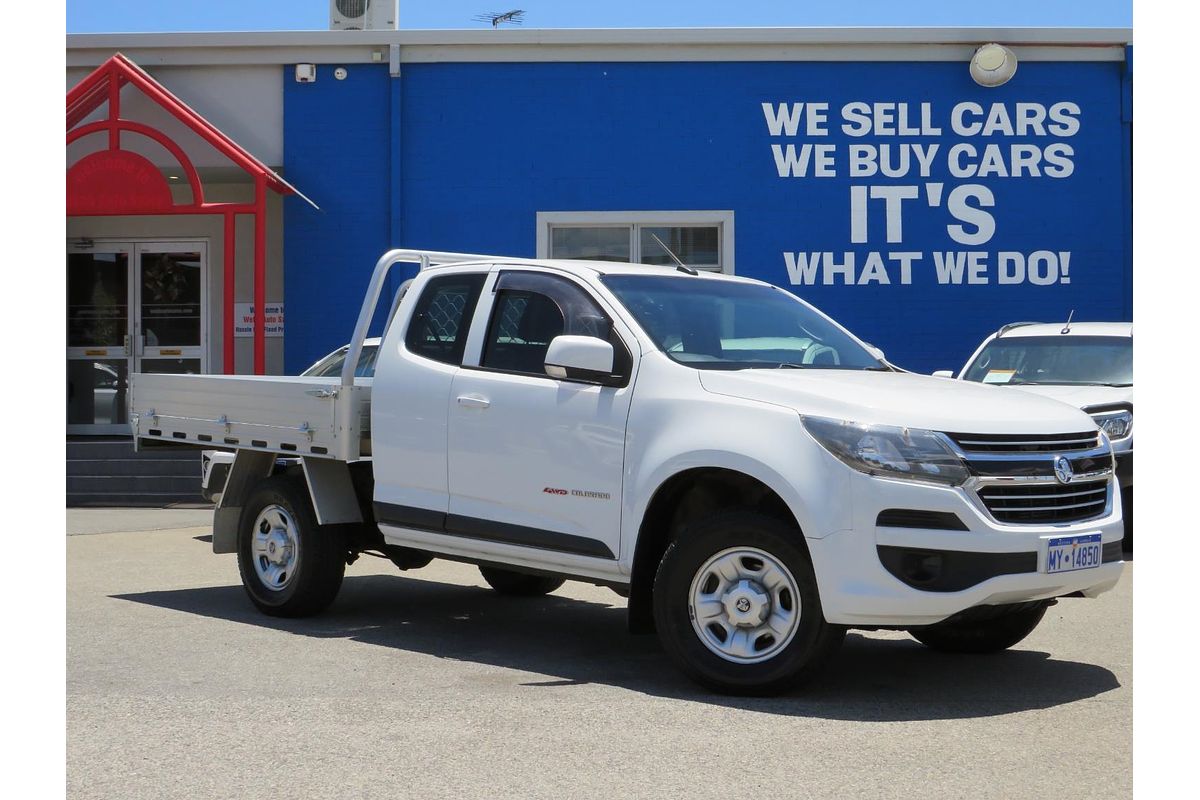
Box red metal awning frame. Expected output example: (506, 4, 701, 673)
(67, 53, 313, 375)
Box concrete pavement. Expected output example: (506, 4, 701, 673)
(67, 509, 1132, 800)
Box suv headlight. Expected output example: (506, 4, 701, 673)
(1090, 409, 1132, 441)
(802, 416, 970, 486)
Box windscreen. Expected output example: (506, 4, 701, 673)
(962, 335, 1132, 386)
(600, 274, 882, 371)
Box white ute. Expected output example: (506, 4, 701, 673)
(130, 250, 1126, 694)
(936, 321, 1134, 545)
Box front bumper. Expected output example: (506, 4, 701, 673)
(806, 470, 1125, 627)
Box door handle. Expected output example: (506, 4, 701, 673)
(456, 394, 491, 409)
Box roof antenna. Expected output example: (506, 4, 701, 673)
(649, 233, 698, 275)
(472, 10, 526, 28)
(1061, 310, 1074, 335)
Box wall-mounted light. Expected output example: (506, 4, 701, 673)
(970, 43, 1018, 87)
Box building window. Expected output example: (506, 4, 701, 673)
(536, 211, 734, 274)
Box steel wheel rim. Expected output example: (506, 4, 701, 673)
(688, 546, 802, 664)
(251, 504, 300, 592)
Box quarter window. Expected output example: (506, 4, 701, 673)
(404, 273, 486, 365)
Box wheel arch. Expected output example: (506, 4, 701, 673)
(625, 463, 808, 634)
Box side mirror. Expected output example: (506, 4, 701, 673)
(932, 370, 955, 379)
(545, 335, 617, 384)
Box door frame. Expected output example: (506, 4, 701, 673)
(66, 237, 209, 436)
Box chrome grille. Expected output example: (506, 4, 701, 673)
(977, 480, 1109, 524)
(947, 431, 1100, 454)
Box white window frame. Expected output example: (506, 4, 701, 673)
(535, 211, 735, 274)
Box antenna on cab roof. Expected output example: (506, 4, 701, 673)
(649, 232, 699, 275)
(1061, 310, 1075, 335)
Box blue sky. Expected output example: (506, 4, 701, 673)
(67, 1, 1131, 33)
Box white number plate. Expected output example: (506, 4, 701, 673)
(1045, 533, 1103, 574)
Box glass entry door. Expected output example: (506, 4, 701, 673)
(136, 243, 205, 376)
(66, 240, 206, 434)
(67, 242, 133, 434)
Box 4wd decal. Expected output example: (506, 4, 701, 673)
(543, 487, 612, 500)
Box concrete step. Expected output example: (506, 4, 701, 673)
(67, 475, 204, 495)
(66, 437, 209, 507)
(66, 492, 209, 508)
(66, 438, 201, 461)
(66, 458, 201, 478)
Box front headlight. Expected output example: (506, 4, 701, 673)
(802, 416, 970, 486)
(1090, 409, 1132, 441)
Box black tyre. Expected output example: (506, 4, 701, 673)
(478, 566, 565, 596)
(236, 476, 346, 617)
(652, 510, 845, 695)
(909, 603, 1048, 654)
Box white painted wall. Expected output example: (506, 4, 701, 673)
(67, 65, 283, 170)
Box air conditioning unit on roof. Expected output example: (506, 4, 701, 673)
(329, 0, 398, 31)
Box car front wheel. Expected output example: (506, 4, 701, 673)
(652, 510, 844, 695)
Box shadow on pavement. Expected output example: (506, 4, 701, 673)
(113, 572, 1120, 721)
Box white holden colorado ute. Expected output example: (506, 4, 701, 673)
(130, 250, 1125, 695)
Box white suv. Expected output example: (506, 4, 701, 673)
(936, 321, 1133, 544)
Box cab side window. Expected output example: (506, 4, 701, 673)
(404, 273, 487, 365)
(484, 291, 565, 374)
(480, 271, 630, 381)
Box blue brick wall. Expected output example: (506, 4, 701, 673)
(285, 59, 1131, 375)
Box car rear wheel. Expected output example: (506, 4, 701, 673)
(652, 510, 844, 695)
(237, 476, 346, 617)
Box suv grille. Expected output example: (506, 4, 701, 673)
(977, 480, 1109, 524)
(947, 431, 1100, 454)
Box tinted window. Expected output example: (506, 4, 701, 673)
(404, 274, 487, 365)
(483, 292, 565, 374)
(963, 336, 1132, 386)
(481, 271, 625, 378)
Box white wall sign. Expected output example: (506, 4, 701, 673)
(760, 100, 1082, 287)
(234, 302, 284, 337)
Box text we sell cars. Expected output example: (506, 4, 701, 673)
(764, 100, 1080, 179)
